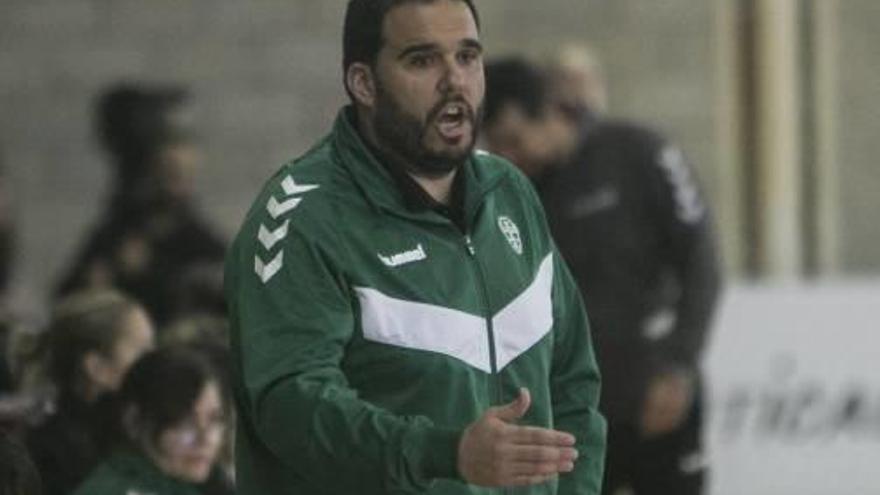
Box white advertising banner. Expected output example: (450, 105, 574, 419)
(705, 282, 880, 495)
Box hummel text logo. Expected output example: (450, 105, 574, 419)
(378, 244, 427, 267)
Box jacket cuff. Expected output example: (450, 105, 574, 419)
(416, 426, 463, 481)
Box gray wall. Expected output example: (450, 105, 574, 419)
(2, 0, 878, 317)
(0, 1, 720, 315)
(1, 1, 351, 314)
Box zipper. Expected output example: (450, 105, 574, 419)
(465, 234, 509, 495)
(463, 235, 502, 406)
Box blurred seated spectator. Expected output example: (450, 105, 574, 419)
(73, 347, 234, 495)
(56, 82, 226, 326)
(159, 314, 234, 480)
(26, 290, 155, 495)
(0, 430, 41, 495)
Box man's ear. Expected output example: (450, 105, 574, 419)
(346, 62, 377, 108)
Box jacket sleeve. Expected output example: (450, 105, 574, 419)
(647, 143, 723, 370)
(227, 221, 461, 494)
(550, 247, 607, 495)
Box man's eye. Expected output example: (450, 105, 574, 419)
(458, 50, 480, 64)
(409, 54, 435, 68)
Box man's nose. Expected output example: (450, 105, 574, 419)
(438, 57, 466, 94)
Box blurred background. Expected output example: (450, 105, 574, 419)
(2, 0, 879, 304)
(0, 1, 878, 494)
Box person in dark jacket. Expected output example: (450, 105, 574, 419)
(26, 290, 155, 495)
(73, 347, 233, 495)
(56, 83, 226, 327)
(483, 56, 722, 495)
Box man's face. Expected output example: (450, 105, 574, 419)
(371, 0, 485, 177)
(155, 140, 201, 204)
(484, 104, 560, 178)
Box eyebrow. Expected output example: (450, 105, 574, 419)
(396, 38, 484, 60)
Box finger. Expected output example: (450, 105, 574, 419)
(491, 388, 531, 422)
(505, 445, 579, 463)
(506, 459, 576, 477)
(509, 425, 576, 446)
(509, 473, 557, 487)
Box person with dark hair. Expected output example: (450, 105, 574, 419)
(26, 290, 155, 495)
(159, 315, 236, 479)
(0, 431, 41, 495)
(483, 55, 722, 495)
(56, 82, 226, 326)
(225, 1, 606, 495)
(73, 347, 233, 495)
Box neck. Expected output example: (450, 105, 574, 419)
(356, 107, 458, 205)
(409, 170, 457, 205)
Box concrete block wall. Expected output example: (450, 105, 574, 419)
(0, 0, 765, 316)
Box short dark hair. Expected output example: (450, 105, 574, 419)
(117, 347, 225, 449)
(483, 57, 550, 127)
(94, 82, 193, 190)
(342, 0, 480, 100)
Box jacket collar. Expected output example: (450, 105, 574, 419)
(331, 106, 508, 229)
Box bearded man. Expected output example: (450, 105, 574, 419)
(225, 2, 606, 494)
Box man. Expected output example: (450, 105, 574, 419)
(483, 57, 721, 495)
(225, 1, 606, 494)
(57, 83, 226, 326)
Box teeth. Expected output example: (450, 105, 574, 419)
(443, 104, 464, 117)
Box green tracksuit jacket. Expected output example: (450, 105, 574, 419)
(225, 108, 606, 495)
(72, 452, 204, 495)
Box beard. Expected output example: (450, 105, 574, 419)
(372, 84, 482, 178)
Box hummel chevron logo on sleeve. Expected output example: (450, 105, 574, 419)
(266, 196, 303, 219)
(255, 251, 284, 283)
(254, 174, 320, 284)
(258, 220, 290, 251)
(282, 176, 320, 196)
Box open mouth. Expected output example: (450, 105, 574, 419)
(435, 102, 471, 142)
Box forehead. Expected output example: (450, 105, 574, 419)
(381, 0, 479, 50)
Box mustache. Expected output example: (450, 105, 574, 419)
(426, 96, 475, 124)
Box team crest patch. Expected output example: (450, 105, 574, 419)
(497, 216, 523, 255)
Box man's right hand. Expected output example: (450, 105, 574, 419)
(457, 388, 578, 487)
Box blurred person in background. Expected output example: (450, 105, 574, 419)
(73, 347, 233, 495)
(159, 314, 235, 480)
(226, 0, 606, 494)
(0, 431, 41, 495)
(483, 55, 721, 495)
(26, 290, 155, 495)
(56, 83, 226, 327)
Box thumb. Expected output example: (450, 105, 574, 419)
(491, 388, 531, 422)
